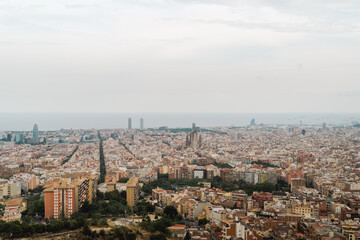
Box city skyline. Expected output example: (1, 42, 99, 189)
(1, 112, 360, 131)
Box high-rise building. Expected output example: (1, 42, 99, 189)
(140, 118, 144, 130)
(323, 122, 326, 129)
(128, 118, 132, 129)
(6, 133, 12, 141)
(44, 173, 97, 219)
(32, 124, 39, 144)
(250, 119, 256, 126)
(126, 177, 139, 207)
(27, 176, 38, 190)
(15, 133, 24, 144)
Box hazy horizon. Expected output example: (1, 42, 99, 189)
(1, 112, 359, 131)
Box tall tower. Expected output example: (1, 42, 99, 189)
(140, 118, 144, 130)
(33, 124, 39, 144)
(189, 123, 201, 149)
(128, 118, 132, 129)
(250, 119, 256, 126)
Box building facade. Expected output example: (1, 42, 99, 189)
(126, 177, 139, 207)
(44, 173, 97, 219)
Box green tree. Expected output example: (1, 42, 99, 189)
(158, 174, 169, 179)
(99, 218, 108, 227)
(185, 231, 192, 240)
(198, 218, 209, 226)
(150, 233, 166, 240)
(175, 214, 183, 223)
(90, 218, 98, 226)
(23, 194, 45, 218)
(163, 206, 178, 218)
(0, 203, 4, 216)
(118, 178, 130, 183)
(82, 224, 92, 236)
(113, 226, 132, 240)
(134, 201, 155, 216)
(28, 186, 44, 194)
(153, 217, 173, 234)
(127, 232, 136, 240)
(98, 131, 106, 183)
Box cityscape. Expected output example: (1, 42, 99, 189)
(1, 0, 360, 239)
(1, 118, 360, 240)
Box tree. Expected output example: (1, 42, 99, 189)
(98, 131, 106, 183)
(113, 226, 131, 240)
(153, 217, 173, 234)
(150, 234, 166, 240)
(28, 186, 44, 194)
(99, 218, 108, 227)
(175, 214, 183, 223)
(90, 218, 98, 226)
(118, 178, 130, 183)
(163, 206, 178, 218)
(134, 201, 155, 216)
(158, 174, 169, 179)
(127, 232, 136, 240)
(82, 224, 92, 236)
(24, 194, 45, 218)
(184, 231, 192, 240)
(0, 203, 4, 216)
(198, 218, 209, 226)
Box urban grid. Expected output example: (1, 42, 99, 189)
(1, 119, 360, 240)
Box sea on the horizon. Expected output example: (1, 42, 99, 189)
(0, 112, 359, 131)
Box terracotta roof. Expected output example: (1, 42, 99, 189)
(168, 224, 187, 230)
(6, 201, 19, 207)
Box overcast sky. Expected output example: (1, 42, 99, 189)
(1, 0, 360, 113)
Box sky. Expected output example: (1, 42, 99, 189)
(1, 0, 360, 113)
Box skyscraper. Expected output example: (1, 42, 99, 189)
(128, 118, 132, 129)
(140, 118, 144, 130)
(250, 119, 256, 126)
(33, 124, 39, 144)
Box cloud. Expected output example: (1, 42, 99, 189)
(336, 91, 360, 97)
(0, 0, 360, 112)
(175, 18, 358, 34)
(65, 3, 98, 9)
(0, 3, 45, 11)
